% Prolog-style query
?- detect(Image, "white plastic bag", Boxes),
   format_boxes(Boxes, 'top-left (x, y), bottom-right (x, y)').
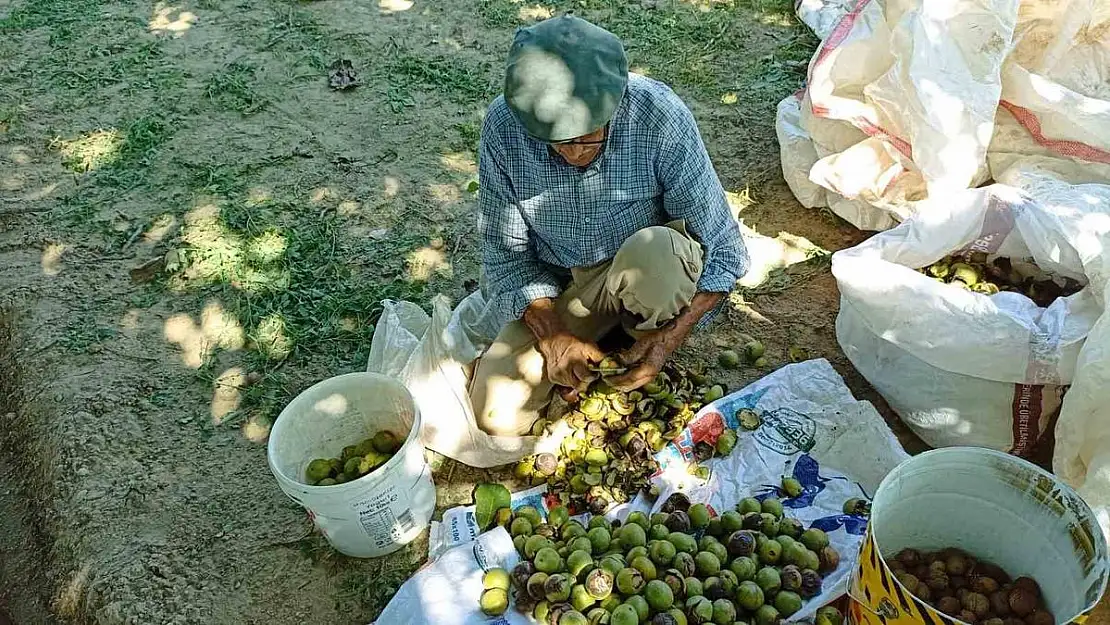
top-left (367, 293), bottom-right (539, 468)
top-left (779, 0), bottom-right (1110, 230)
top-left (832, 183), bottom-right (1107, 454)
top-left (373, 527), bottom-right (526, 625)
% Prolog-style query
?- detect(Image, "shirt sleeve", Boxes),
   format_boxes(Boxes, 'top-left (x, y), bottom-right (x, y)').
top-left (477, 117), bottom-right (563, 323)
top-left (657, 104), bottom-right (750, 297)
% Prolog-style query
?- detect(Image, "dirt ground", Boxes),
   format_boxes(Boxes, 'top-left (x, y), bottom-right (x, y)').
top-left (0, 0), bottom-right (1066, 623)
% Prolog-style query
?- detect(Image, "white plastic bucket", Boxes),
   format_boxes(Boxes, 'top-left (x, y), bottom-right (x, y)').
top-left (267, 372), bottom-right (436, 558)
top-left (848, 447), bottom-right (1109, 625)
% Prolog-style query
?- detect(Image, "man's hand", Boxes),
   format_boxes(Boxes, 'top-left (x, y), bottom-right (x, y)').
top-left (523, 297), bottom-right (604, 397)
top-left (608, 291), bottom-right (726, 391)
top-left (537, 332), bottom-right (605, 392)
top-left (608, 326), bottom-right (684, 391)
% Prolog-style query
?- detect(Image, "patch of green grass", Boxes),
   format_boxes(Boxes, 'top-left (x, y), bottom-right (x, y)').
top-left (205, 62), bottom-right (269, 114)
top-left (163, 189), bottom-right (429, 424)
top-left (452, 122), bottom-right (482, 152)
top-left (61, 321), bottom-right (118, 351)
top-left (477, 0), bottom-right (517, 26)
top-left (388, 52), bottom-right (496, 105)
top-left (0, 0), bottom-right (101, 42)
top-left (262, 6), bottom-right (333, 71)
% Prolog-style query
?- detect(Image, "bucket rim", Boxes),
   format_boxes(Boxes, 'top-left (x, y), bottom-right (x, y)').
top-left (266, 371), bottom-right (423, 494)
top-left (871, 446), bottom-right (1109, 607)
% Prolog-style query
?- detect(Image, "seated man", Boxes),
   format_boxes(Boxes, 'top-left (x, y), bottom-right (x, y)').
top-left (471, 14), bottom-right (749, 436)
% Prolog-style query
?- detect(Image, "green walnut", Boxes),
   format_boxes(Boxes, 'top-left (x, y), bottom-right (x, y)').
top-left (736, 580), bottom-right (765, 611)
top-left (624, 595), bottom-right (650, 623)
top-left (483, 567), bottom-right (511, 591)
top-left (815, 606), bottom-right (843, 625)
top-left (587, 607), bottom-right (612, 625)
top-left (587, 527), bottom-right (611, 553)
top-left (800, 528), bottom-right (829, 552)
top-left (712, 598), bottom-right (737, 625)
top-left (668, 531), bottom-right (698, 555)
top-left (781, 477), bottom-right (803, 498)
top-left (479, 587), bottom-right (508, 616)
top-left (535, 547), bottom-right (564, 574)
top-left (688, 503), bottom-right (711, 529)
top-left (754, 604), bottom-right (781, 625)
top-left (615, 567), bottom-right (645, 595)
top-left (571, 583), bottom-right (596, 612)
top-left (703, 384), bottom-right (725, 403)
top-left (548, 505), bottom-right (570, 528)
top-left (567, 550), bottom-right (594, 578)
top-left (773, 590), bottom-right (803, 617)
top-left (305, 458), bottom-right (333, 484)
top-left (673, 552), bottom-right (696, 577)
top-left (715, 430), bottom-right (737, 456)
top-left (372, 430), bottom-right (401, 454)
top-left (630, 555), bottom-right (658, 581)
top-left (569, 536), bottom-right (594, 555)
top-left (755, 567), bottom-right (782, 594)
top-left (626, 511), bottom-right (650, 529)
top-left (718, 350), bottom-right (741, 369)
top-left (610, 604), bottom-right (639, 625)
top-left (525, 535), bottom-right (554, 559)
top-left (729, 555), bottom-right (758, 582)
top-left (316, 478), bottom-right (337, 486)
top-left (511, 516), bottom-right (534, 537)
top-left (644, 579), bottom-right (675, 612)
top-left (685, 596), bottom-right (714, 624)
top-left (744, 340), bottom-right (765, 362)
top-left (782, 542), bottom-right (808, 568)
top-left (650, 539), bottom-right (677, 566)
top-left (626, 546), bottom-right (649, 562)
top-left (620, 523), bottom-right (647, 549)
top-left (560, 611), bottom-right (590, 625)
top-left (761, 498), bottom-right (784, 519)
top-left (695, 551), bottom-right (722, 577)
top-left (705, 541), bottom-right (729, 564)
top-left (757, 539), bottom-right (782, 565)
top-left (528, 572), bottom-right (550, 601)
top-left (599, 554), bottom-right (625, 576)
top-left (650, 524), bottom-right (671, 541)
top-left (684, 576), bottom-right (704, 598)
top-left (759, 514), bottom-right (779, 536)
top-left (737, 497), bottom-right (762, 515)
top-left (545, 573), bottom-right (572, 602)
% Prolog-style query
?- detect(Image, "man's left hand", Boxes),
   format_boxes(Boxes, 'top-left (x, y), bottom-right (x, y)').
top-left (607, 291), bottom-right (726, 391)
top-left (608, 325), bottom-right (687, 391)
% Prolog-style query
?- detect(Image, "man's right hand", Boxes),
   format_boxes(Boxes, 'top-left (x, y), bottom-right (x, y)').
top-left (537, 332), bottom-right (605, 392)
top-left (523, 297), bottom-right (604, 396)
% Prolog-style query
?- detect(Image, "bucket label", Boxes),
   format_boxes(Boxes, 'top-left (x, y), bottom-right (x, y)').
top-left (351, 484), bottom-right (417, 549)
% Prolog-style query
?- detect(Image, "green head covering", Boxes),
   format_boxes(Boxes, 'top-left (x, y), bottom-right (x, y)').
top-left (503, 15), bottom-right (629, 142)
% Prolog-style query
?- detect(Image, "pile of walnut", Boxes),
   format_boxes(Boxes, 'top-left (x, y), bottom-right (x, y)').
top-left (889, 548), bottom-right (1053, 625)
top-left (919, 253), bottom-right (1082, 307)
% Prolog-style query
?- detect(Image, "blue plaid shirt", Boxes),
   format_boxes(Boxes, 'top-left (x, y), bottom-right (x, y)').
top-left (478, 74), bottom-right (749, 327)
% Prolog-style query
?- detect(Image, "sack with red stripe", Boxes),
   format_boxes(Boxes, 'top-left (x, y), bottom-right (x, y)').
top-left (777, 0), bottom-right (1110, 231)
top-left (831, 181), bottom-right (1109, 455)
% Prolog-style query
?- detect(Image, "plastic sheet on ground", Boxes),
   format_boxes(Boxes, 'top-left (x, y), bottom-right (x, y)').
top-left (377, 360), bottom-right (909, 625)
top-left (777, 0), bottom-right (1110, 231)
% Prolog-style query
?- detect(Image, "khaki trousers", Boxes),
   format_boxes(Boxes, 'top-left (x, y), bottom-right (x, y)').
top-left (470, 222), bottom-right (705, 436)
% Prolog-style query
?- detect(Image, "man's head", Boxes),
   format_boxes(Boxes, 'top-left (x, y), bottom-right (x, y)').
top-left (503, 15), bottom-right (628, 151)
